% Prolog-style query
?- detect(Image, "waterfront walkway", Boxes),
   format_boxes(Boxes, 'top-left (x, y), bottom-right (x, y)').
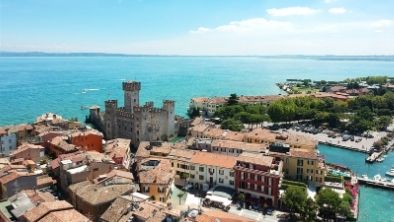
top-left (285, 129), bottom-right (386, 153)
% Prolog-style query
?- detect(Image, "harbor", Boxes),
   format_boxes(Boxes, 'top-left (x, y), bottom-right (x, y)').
top-left (319, 144), bottom-right (394, 221)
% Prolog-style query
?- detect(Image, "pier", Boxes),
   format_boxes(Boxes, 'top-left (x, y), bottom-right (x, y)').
top-left (357, 177), bottom-right (394, 190)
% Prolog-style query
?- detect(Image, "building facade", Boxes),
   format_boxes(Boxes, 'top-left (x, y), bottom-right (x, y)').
top-left (0, 129), bottom-right (17, 156)
top-left (234, 154), bottom-right (283, 207)
top-left (9, 143), bottom-right (45, 162)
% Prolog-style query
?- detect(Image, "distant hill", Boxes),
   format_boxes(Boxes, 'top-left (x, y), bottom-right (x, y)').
top-left (1, 51), bottom-right (394, 61)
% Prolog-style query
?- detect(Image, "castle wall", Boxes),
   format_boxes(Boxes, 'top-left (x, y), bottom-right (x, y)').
top-left (92, 81), bottom-right (178, 147)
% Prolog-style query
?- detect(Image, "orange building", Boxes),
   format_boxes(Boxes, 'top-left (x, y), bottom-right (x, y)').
top-left (70, 130), bottom-right (103, 153)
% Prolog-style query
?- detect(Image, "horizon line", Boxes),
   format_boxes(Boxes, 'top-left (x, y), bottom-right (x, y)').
top-left (1, 51), bottom-right (394, 57)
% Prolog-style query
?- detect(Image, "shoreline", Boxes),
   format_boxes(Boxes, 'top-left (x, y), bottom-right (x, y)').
top-left (284, 129), bottom-right (386, 153)
top-left (318, 141), bottom-right (369, 153)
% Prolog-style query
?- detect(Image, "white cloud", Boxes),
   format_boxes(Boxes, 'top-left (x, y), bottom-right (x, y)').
top-left (328, 7), bottom-right (347, 14)
top-left (371, 19), bottom-right (394, 28)
top-left (266, 7), bottom-right (319, 17)
top-left (324, 0), bottom-right (337, 4)
top-left (190, 18), bottom-right (292, 34)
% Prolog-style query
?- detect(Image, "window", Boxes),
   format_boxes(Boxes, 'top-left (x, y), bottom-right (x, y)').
top-left (190, 174), bottom-right (195, 179)
top-left (219, 170), bottom-right (224, 175)
top-left (229, 180), bottom-right (234, 185)
top-left (190, 166), bottom-right (195, 170)
top-left (297, 159), bottom-right (304, 166)
top-left (229, 171), bottom-right (234, 177)
top-left (199, 175), bottom-right (204, 180)
top-left (199, 167), bottom-right (204, 172)
top-left (219, 178), bottom-right (224, 183)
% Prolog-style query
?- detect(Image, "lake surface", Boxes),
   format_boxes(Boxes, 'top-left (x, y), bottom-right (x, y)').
top-left (0, 56), bottom-right (393, 221)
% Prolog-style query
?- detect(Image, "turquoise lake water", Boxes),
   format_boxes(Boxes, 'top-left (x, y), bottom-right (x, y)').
top-left (0, 56), bottom-right (393, 221)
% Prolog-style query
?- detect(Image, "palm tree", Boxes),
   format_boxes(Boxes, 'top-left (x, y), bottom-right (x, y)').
top-left (177, 192), bottom-right (185, 205)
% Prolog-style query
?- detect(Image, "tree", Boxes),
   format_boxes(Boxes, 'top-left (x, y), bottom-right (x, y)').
top-left (227, 93), bottom-right (239, 105)
top-left (301, 198), bottom-right (318, 222)
top-left (316, 188), bottom-right (341, 220)
top-left (177, 192), bottom-right (185, 205)
top-left (220, 119), bottom-right (243, 131)
top-left (282, 186), bottom-right (307, 216)
top-left (338, 200), bottom-right (353, 218)
top-left (377, 116), bottom-right (392, 130)
top-left (187, 107), bottom-right (201, 119)
top-left (327, 113), bottom-right (341, 128)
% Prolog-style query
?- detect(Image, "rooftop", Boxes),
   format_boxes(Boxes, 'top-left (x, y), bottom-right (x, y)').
top-left (194, 209), bottom-right (254, 222)
top-left (191, 152), bottom-right (237, 169)
top-left (49, 136), bottom-right (78, 152)
top-left (211, 139), bottom-right (267, 153)
top-left (22, 200), bottom-right (88, 222)
top-left (288, 148), bottom-right (319, 160)
top-left (237, 152), bottom-right (274, 167)
top-left (68, 177), bottom-right (134, 205)
top-left (138, 158), bottom-right (173, 184)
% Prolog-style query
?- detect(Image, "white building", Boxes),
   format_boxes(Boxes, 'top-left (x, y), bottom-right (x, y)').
top-left (0, 129), bottom-right (17, 156)
top-left (188, 152), bottom-right (237, 190)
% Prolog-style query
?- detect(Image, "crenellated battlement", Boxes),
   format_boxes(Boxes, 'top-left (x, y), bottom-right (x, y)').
top-left (163, 100), bottom-right (175, 104)
top-left (116, 108), bottom-right (132, 118)
top-left (134, 106), bottom-right (165, 113)
top-left (122, 81), bottom-right (141, 92)
top-left (144, 101), bottom-right (154, 108)
top-left (105, 100), bottom-right (118, 109)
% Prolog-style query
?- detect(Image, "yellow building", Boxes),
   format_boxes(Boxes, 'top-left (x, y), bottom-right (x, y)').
top-left (137, 158), bottom-right (174, 202)
top-left (273, 149), bottom-right (326, 186)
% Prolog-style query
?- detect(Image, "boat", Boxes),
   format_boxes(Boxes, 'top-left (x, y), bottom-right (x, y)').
top-left (362, 174), bottom-right (368, 179)
top-left (386, 167), bottom-right (394, 177)
top-left (376, 157), bottom-right (384, 162)
top-left (373, 174), bottom-right (382, 181)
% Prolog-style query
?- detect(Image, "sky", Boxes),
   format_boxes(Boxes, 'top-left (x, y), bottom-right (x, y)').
top-left (0, 0), bottom-right (394, 55)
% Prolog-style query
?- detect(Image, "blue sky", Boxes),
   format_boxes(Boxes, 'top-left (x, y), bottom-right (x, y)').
top-left (1, 0), bottom-right (394, 55)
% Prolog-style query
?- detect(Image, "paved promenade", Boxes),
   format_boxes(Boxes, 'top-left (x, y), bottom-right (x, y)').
top-left (283, 129), bottom-right (387, 153)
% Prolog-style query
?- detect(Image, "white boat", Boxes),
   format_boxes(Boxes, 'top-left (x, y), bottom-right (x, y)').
top-left (376, 157), bottom-right (384, 162)
top-left (385, 167), bottom-right (394, 177)
top-left (362, 174), bottom-right (368, 179)
top-left (386, 171), bottom-right (394, 177)
top-left (373, 174), bottom-right (382, 181)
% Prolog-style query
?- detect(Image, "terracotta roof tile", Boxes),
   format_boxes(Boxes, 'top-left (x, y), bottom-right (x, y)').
top-left (191, 152), bottom-right (237, 169)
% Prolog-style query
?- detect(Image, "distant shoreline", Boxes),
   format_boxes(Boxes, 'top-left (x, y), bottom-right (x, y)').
top-left (1, 51), bottom-right (394, 61)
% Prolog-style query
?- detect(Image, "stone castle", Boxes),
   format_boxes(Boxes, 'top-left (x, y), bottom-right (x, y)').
top-left (88, 81), bottom-right (181, 147)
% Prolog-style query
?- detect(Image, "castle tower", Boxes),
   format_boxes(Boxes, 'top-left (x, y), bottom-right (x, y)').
top-left (162, 100), bottom-right (176, 137)
top-left (122, 81), bottom-right (141, 113)
top-left (104, 100), bottom-right (118, 139)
